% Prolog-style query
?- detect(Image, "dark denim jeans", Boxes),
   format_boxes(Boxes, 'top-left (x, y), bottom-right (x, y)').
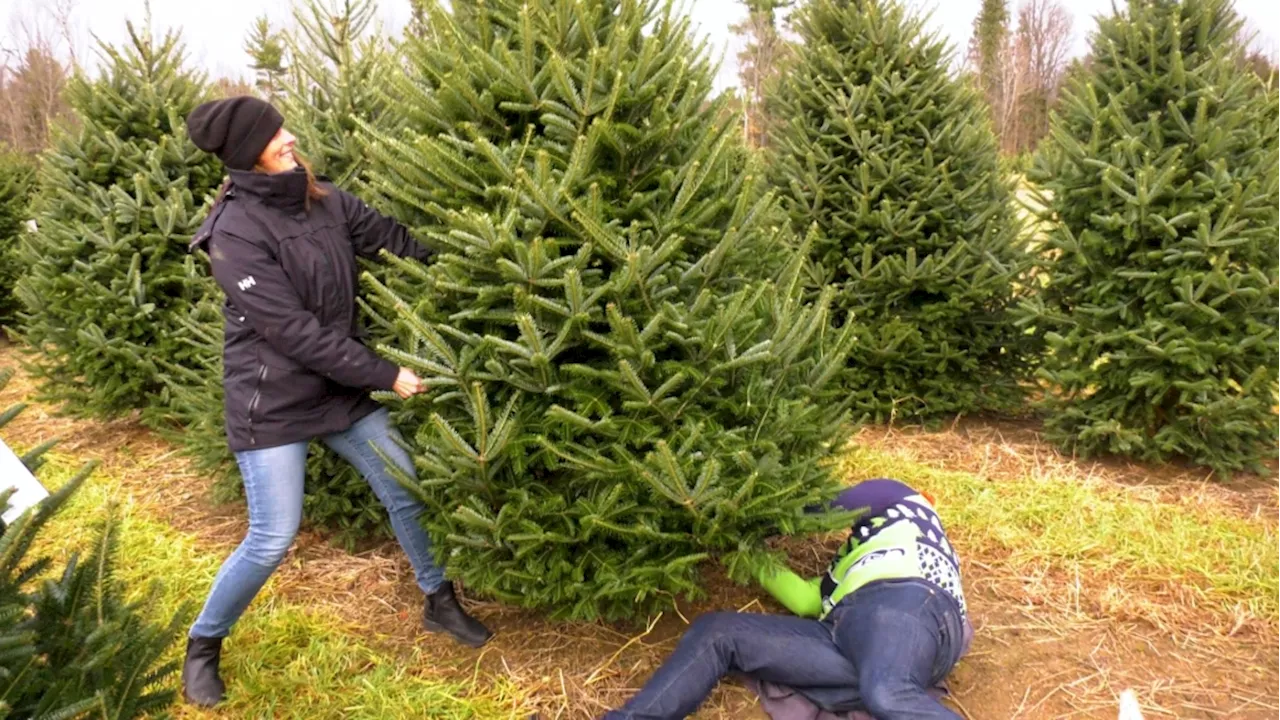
top-left (605, 579), bottom-right (966, 720)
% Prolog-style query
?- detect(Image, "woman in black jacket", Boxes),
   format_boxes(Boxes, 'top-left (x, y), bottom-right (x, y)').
top-left (180, 96), bottom-right (491, 707)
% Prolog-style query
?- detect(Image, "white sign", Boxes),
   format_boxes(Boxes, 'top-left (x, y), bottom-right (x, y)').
top-left (0, 439), bottom-right (48, 524)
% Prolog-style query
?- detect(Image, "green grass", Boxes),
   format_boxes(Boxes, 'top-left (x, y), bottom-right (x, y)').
top-left (32, 455), bottom-right (535, 720)
top-left (839, 446), bottom-right (1280, 625)
top-left (213, 607), bottom-right (526, 719)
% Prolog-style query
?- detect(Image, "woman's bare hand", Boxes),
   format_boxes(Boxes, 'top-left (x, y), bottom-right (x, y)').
top-left (393, 367), bottom-right (427, 399)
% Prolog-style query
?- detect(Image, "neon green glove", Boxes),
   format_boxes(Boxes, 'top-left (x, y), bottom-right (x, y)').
top-left (756, 561), bottom-right (824, 618)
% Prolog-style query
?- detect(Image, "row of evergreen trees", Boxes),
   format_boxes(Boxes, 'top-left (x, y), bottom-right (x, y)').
top-left (5, 0), bottom-right (1276, 619)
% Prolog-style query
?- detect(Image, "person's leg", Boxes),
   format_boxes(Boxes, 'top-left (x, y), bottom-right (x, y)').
top-left (605, 611), bottom-right (856, 720)
top-left (184, 442), bottom-right (307, 706)
top-left (833, 580), bottom-right (964, 720)
top-left (189, 442), bottom-right (308, 638)
top-left (324, 408), bottom-right (491, 647)
top-left (321, 408), bottom-right (444, 594)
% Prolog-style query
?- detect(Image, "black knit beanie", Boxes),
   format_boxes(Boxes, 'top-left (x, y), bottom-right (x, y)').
top-left (186, 96), bottom-right (285, 171)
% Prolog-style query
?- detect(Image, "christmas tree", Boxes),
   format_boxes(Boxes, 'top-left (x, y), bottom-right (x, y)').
top-left (0, 149), bottom-right (35, 331)
top-left (766, 0), bottom-right (1034, 425)
top-left (0, 368), bottom-right (55, 473)
top-left (244, 16), bottom-right (288, 101)
top-left (140, 258), bottom-right (239, 482)
top-left (1023, 0), bottom-right (1279, 474)
top-left (12, 24), bottom-right (223, 419)
top-left (275, 0), bottom-right (398, 186)
top-left (359, 0), bottom-right (855, 620)
top-left (1, 373), bottom-right (186, 719)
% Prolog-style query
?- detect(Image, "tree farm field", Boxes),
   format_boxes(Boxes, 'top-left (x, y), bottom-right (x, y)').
top-left (3, 347), bottom-right (1275, 720)
top-left (2, 0), bottom-right (1276, 714)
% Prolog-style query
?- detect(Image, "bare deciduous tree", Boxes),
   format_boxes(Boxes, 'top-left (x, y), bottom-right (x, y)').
top-left (48, 0), bottom-right (80, 70)
top-left (968, 0), bottom-right (1072, 155)
top-left (731, 0), bottom-right (792, 148)
top-left (1236, 21), bottom-right (1278, 86)
top-left (1015, 0), bottom-right (1072, 150)
top-left (0, 0), bottom-right (74, 155)
top-left (1018, 0), bottom-right (1071, 90)
top-left (994, 36), bottom-right (1027, 154)
top-left (212, 75), bottom-right (255, 99)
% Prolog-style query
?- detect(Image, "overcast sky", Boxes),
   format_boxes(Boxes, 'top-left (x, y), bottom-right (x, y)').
top-left (3, 0), bottom-right (1277, 92)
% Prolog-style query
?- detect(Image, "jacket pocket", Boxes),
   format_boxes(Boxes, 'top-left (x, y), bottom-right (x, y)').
top-left (252, 345), bottom-right (331, 420)
top-left (257, 343), bottom-right (309, 374)
top-left (246, 365), bottom-right (268, 446)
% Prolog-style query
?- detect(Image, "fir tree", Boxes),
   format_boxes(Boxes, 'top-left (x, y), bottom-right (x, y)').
top-left (141, 258), bottom-right (237, 480)
top-left (1023, 0), bottom-right (1279, 474)
top-left (360, 0), bottom-right (855, 620)
top-left (970, 0), bottom-right (1010, 125)
top-left (0, 149), bottom-right (35, 330)
top-left (0, 368), bottom-right (56, 474)
top-left (0, 467), bottom-right (95, 720)
top-left (245, 16), bottom-right (289, 102)
top-left (767, 0), bottom-right (1034, 423)
top-left (0, 373), bottom-right (186, 719)
top-left (241, 1), bottom-right (397, 185)
top-left (278, 0), bottom-right (398, 186)
top-left (13, 24), bottom-right (223, 419)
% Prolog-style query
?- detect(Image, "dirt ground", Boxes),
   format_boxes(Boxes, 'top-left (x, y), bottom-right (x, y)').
top-left (3, 346), bottom-right (1277, 719)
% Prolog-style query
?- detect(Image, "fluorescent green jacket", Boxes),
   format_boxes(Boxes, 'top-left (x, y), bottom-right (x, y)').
top-left (756, 480), bottom-right (966, 620)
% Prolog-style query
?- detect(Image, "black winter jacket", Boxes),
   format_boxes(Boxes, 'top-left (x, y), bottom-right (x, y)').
top-left (191, 168), bottom-right (430, 451)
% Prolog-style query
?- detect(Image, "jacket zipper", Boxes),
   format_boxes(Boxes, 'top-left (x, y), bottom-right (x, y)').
top-left (247, 365), bottom-right (267, 446)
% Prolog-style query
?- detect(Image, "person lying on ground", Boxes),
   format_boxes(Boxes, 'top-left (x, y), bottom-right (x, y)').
top-left (179, 96), bottom-right (493, 708)
top-left (602, 477), bottom-right (973, 720)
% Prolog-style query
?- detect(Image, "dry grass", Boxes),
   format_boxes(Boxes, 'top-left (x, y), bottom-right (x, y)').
top-left (4, 346), bottom-right (1278, 719)
top-left (29, 455), bottom-right (537, 720)
top-left (847, 421), bottom-right (1278, 635)
top-left (853, 418), bottom-right (1278, 518)
top-left (843, 419), bottom-right (1279, 720)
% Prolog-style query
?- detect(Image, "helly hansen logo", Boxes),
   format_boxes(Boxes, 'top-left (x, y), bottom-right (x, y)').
top-left (237, 276), bottom-right (257, 292)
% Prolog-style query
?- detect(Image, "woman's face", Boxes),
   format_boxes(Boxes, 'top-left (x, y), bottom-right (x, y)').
top-left (256, 127), bottom-right (298, 174)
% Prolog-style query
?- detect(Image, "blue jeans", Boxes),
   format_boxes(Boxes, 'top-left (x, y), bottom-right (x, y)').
top-left (190, 408), bottom-right (445, 639)
top-left (606, 580), bottom-right (966, 720)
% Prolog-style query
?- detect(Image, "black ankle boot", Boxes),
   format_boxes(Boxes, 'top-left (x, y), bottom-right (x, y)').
top-left (423, 582), bottom-right (492, 648)
top-left (182, 636), bottom-right (226, 707)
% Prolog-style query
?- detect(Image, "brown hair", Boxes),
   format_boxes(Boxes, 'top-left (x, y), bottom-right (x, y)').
top-left (212, 151), bottom-right (329, 210)
top-left (294, 153), bottom-right (330, 208)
